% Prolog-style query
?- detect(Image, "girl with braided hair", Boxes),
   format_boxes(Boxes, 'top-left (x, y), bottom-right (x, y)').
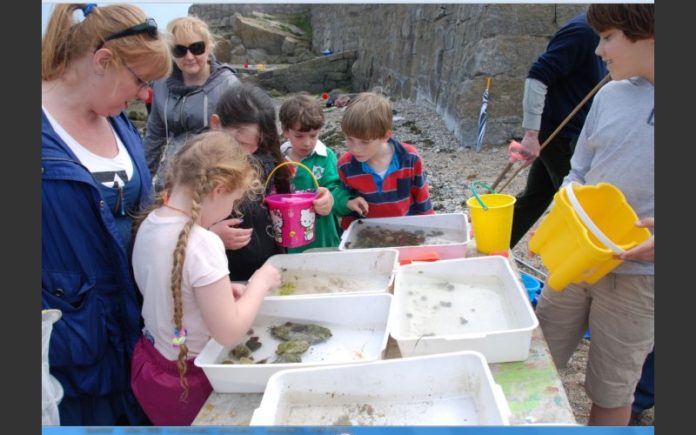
top-left (131, 130), bottom-right (281, 425)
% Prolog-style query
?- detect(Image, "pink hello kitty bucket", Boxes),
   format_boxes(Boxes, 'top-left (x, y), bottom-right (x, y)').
top-left (264, 161), bottom-right (319, 248)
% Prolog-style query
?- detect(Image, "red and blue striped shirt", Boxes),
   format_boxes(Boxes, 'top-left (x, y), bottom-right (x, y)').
top-left (338, 138), bottom-right (434, 229)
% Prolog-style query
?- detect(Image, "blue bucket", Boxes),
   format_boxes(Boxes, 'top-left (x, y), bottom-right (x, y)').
top-left (520, 272), bottom-right (542, 303)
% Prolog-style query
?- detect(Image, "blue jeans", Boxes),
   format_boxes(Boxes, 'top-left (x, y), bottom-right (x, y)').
top-left (633, 350), bottom-right (655, 413)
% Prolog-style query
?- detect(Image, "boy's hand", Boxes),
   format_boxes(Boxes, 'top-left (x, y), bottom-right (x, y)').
top-left (312, 187), bottom-right (334, 216)
top-left (208, 218), bottom-right (253, 250)
top-left (617, 217), bottom-right (655, 262)
top-left (347, 197), bottom-right (369, 216)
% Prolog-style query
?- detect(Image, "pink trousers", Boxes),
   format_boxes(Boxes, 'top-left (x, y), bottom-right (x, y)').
top-left (130, 336), bottom-right (212, 426)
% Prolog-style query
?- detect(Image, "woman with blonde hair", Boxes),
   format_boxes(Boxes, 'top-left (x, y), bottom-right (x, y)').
top-left (42, 3), bottom-right (171, 425)
top-left (144, 15), bottom-right (241, 191)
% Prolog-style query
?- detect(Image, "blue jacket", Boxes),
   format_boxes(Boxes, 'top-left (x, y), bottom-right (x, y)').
top-left (528, 14), bottom-right (607, 138)
top-left (42, 111), bottom-right (150, 398)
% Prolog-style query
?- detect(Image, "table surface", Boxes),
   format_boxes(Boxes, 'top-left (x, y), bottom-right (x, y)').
top-left (193, 246), bottom-right (576, 426)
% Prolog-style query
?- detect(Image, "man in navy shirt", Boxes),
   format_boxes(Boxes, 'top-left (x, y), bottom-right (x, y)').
top-left (508, 13), bottom-right (606, 247)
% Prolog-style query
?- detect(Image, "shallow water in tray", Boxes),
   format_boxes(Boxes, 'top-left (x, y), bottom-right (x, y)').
top-left (346, 223), bottom-right (466, 249)
top-left (215, 316), bottom-right (379, 365)
top-left (396, 274), bottom-right (512, 336)
top-left (275, 391), bottom-right (480, 425)
top-left (269, 271), bottom-right (387, 296)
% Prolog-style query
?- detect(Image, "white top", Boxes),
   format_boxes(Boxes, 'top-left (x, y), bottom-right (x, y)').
top-left (43, 107), bottom-right (134, 187)
top-left (280, 139), bottom-right (328, 159)
top-left (132, 211), bottom-right (230, 360)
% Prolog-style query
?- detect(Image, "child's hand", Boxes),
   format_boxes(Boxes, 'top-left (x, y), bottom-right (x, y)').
top-left (347, 197), bottom-right (369, 216)
top-left (312, 187), bottom-right (334, 216)
top-left (230, 282), bottom-right (247, 300)
top-left (617, 217), bottom-right (654, 262)
top-left (249, 264), bottom-right (281, 291)
top-left (208, 218), bottom-right (253, 250)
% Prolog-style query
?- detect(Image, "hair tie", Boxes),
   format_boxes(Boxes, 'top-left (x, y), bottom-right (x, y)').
top-left (172, 327), bottom-right (188, 346)
top-left (83, 4), bottom-right (97, 16)
top-left (72, 4), bottom-right (96, 24)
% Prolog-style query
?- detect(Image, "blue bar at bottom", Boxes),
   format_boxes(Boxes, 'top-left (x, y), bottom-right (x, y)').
top-left (42, 426), bottom-right (655, 435)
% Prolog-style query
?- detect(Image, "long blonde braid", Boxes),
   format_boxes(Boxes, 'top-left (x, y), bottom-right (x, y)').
top-left (163, 131), bottom-right (261, 400)
top-left (170, 178), bottom-right (204, 401)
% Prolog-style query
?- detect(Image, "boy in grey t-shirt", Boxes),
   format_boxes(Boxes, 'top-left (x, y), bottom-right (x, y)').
top-left (535, 4), bottom-right (654, 426)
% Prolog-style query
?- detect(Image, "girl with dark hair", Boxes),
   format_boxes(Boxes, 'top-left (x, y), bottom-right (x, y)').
top-left (209, 83), bottom-right (293, 281)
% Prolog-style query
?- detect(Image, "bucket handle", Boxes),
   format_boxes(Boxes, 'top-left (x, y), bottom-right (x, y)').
top-left (468, 181), bottom-right (496, 211)
top-left (264, 161), bottom-right (320, 194)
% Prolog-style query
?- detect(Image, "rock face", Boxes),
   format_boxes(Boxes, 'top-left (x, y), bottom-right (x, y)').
top-left (191, 4), bottom-right (313, 65)
top-left (192, 3), bottom-right (588, 148)
top-left (310, 3), bottom-right (587, 147)
top-left (253, 51), bottom-right (357, 94)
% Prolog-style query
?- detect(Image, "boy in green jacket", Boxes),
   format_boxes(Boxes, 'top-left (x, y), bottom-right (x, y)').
top-left (279, 93), bottom-right (352, 252)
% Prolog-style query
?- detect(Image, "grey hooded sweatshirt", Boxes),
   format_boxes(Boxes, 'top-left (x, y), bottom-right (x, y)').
top-left (144, 58), bottom-right (240, 191)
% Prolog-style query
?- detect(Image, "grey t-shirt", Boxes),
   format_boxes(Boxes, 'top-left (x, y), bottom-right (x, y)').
top-left (564, 77), bottom-right (654, 275)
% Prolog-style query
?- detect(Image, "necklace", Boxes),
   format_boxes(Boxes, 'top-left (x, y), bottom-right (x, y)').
top-left (163, 203), bottom-right (191, 217)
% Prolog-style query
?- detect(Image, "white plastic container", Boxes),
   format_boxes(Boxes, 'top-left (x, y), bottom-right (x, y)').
top-left (249, 351), bottom-right (510, 426)
top-left (42, 309), bottom-right (63, 426)
top-left (391, 256), bottom-right (538, 363)
top-left (338, 213), bottom-right (470, 262)
top-left (264, 248), bottom-right (398, 298)
top-left (194, 293), bottom-right (393, 393)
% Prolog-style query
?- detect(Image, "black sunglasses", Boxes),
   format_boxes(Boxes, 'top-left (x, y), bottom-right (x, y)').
top-left (172, 41), bottom-right (206, 58)
top-left (104, 18), bottom-right (158, 43)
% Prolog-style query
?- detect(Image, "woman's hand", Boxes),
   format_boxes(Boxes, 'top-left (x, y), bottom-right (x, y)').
top-left (208, 218), bottom-right (253, 250)
top-left (347, 196), bottom-right (369, 216)
top-left (617, 217), bottom-right (654, 262)
top-left (312, 187), bottom-right (334, 216)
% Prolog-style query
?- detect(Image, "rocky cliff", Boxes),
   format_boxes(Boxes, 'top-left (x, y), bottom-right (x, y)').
top-left (192, 3), bottom-right (588, 148)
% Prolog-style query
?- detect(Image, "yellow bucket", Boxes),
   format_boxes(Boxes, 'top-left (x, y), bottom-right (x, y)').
top-left (529, 182), bottom-right (652, 291)
top-left (466, 192), bottom-right (517, 254)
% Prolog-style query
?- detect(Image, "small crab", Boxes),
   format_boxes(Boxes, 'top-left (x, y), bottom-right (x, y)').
top-left (245, 336), bottom-right (262, 352)
top-left (270, 322), bottom-right (332, 344)
top-left (229, 343), bottom-right (251, 359)
top-left (276, 339), bottom-right (310, 355)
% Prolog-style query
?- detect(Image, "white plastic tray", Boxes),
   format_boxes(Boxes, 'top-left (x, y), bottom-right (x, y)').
top-left (194, 293), bottom-right (393, 392)
top-left (249, 351), bottom-right (510, 426)
top-left (338, 213), bottom-right (470, 262)
top-left (390, 256), bottom-right (538, 363)
top-left (264, 248), bottom-right (398, 298)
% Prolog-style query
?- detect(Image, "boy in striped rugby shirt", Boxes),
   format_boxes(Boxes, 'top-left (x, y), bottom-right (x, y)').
top-left (337, 92), bottom-right (434, 230)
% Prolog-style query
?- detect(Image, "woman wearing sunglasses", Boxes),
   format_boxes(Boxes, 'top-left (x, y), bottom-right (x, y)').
top-left (42, 3), bottom-right (171, 425)
top-left (144, 16), bottom-right (241, 192)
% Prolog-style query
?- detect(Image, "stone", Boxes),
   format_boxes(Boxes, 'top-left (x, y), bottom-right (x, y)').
top-left (194, 3), bottom-right (590, 147)
top-left (234, 14), bottom-right (300, 55)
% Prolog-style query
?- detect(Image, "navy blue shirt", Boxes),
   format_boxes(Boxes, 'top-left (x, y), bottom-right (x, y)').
top-left (528, 14), bottom-right (607, 138)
